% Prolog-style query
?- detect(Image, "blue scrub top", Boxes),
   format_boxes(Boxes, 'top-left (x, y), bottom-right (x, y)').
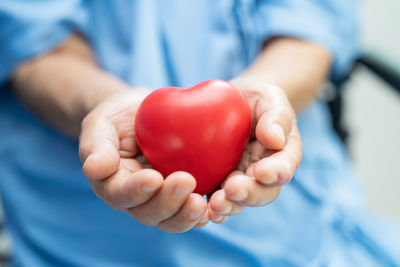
top-left (0, 1), bottom-right (399, 266)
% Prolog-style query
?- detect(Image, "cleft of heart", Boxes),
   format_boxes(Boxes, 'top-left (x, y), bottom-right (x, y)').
top-left (135, 80), bottom-right (252, 195)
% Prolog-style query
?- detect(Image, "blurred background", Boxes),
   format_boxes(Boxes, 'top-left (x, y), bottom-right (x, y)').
top-left (344, 0), bottom-right (400, 223)
top-left (0, 0), bottom-right (399, 265)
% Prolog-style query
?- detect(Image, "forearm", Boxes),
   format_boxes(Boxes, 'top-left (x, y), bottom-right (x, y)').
top-left (241, 37), bottom-right (332, 112)
top-left (12, 35), bottom-right (129, 138)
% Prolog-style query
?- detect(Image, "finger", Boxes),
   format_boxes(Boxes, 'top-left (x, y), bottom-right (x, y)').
top-left (251, 127), bottom-right (302, 186)
top-left (208, 190), bottom-right (244, 216)
top-left (255, 87), bottom-right (295, 151)
top-left (221, 170), bottom-right (244, 188)
top-left (208, 209), bottom-right (228, 224)
top-left (223, 174), bottom-right (281, 207)
top-left (236, 144), bottom-right (251, 172)
top-left (157, 193), bottom-right (207, 233)
top-left (79, 114), bottom-right (120, 180)
top-left (127, 171), bottom-right (196, 226)
top-left (238, 141), bottom-right (274, 172)
top-left (194, 210), bottom-right (210, 228)
top-left (117, 117), bottom-right (139, 158)
top-left (231, 79), bottom-right (295, 150)
top-left (90, 167), bottom-right (163, 210)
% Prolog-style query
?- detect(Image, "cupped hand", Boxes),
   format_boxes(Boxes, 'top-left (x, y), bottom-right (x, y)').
top-left (208, 77), bottom-right (302, 223)
top-left (79, 89), bottom-right (209, 233)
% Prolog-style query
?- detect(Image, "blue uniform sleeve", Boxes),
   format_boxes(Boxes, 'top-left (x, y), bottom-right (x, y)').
top-left (255, 0), bottom-right (360, 80)
top-left (0, 0), bottom-right (87, 85)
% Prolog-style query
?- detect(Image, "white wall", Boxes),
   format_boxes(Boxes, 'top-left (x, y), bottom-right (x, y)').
top-left (344, 0), bottom-right (400, 223)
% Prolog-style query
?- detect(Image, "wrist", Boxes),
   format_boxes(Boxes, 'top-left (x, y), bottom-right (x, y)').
top-left (85, 86), bottom-right (151, 121)
top-left (82, 81), bottom-right (129, 115)
top-left (230, 75), bottom-right (284, 97)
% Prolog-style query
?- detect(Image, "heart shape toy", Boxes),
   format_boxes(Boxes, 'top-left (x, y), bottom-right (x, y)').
top-left (135, 80), bottom-right (252, 195)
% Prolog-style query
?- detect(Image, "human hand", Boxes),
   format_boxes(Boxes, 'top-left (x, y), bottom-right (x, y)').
top-left (207, 77), bottom-right (302, 223)
top-left (79, 89), bottom-right (209, 233)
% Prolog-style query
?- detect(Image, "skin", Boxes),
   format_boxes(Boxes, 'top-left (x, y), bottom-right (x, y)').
top-left (12, 34), bottom-right (330, 233)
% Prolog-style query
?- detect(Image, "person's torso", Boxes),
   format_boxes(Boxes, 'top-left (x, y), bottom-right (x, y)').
top-left (0, 1), bottom-right (371, 266)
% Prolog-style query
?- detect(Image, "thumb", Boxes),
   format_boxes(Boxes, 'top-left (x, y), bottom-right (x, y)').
top-left (79, 115), bottom-right (120, 180)
top-left (254, 84), bottom-right (294, 151)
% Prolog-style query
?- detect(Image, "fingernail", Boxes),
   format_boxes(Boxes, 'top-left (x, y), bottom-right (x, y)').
top-left (173, 186), bottom-right (190, 198)
top-left (263, 173), bottom-right (278, 185)
top-left (272, 123), bottom-right (285, 143)
top-left (199, 217), bottom-right (208, 224)
top-left (141, 183), bottom-right (159, 193)
top-left (281, 173), bottom-right (293, 184)
top-left (213, 216), bottom-right (225, 223)
top-left (220, 217), bottom-right (229, 223)
top-left (214, 216), bottom-right (228, 224)
top-left (230, 189), bottom-right (248, 202)
top-left (221, 203), bottom-right (232, 215)
top-left (83, 153), bottom-right (94, 166)
top-left (188, 209), bottom-right (204, 220)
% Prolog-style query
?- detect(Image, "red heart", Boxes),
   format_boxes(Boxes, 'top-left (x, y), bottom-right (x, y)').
top-left (135, 80), bottom-right (252, 195)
